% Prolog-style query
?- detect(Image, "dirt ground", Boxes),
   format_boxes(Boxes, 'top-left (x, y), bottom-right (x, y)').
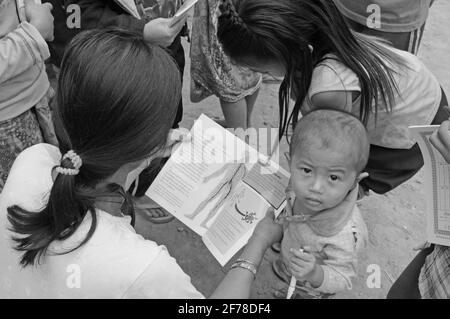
top-left (134, 1), bottom-right (450, 299)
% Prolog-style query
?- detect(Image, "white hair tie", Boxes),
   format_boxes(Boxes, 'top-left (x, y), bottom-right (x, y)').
top-left (55, 150), bottom-right (82, 176)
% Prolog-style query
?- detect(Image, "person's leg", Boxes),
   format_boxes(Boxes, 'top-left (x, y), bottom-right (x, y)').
top-left (220, 98), bottom-right (249, 129)
top-left (220, 87), bottom-right (260, 129)
top-left (387, 246), bottom-right (434, 299)
top-left (244, 88), bottom-right (260, 128)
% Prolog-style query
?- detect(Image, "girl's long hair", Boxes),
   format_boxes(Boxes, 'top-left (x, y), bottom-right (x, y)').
top-left (7, 28), bottom-right (181, 267)
top-left (217, 0), bottom-right (407, 138)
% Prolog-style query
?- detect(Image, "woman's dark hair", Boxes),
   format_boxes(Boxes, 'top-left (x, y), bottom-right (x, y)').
top-left (7, 28), bottom-right (181, 267)
top-left (217, 0), bottom-right (407, 138)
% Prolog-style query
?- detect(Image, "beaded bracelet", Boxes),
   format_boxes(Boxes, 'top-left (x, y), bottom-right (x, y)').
top-left (230, 259), bottom-right (258, 279)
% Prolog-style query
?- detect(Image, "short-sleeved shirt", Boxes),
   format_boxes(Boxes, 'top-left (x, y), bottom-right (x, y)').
top-left (303, 46), bottom-right (442, 149)
top-left (333, 0), bottom-right (432, 33)
top-left (0, 144), bottom-right (204, 299)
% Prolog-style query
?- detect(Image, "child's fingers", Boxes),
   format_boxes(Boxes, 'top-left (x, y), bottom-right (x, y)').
top-left (290, 248), bottom-right (314, 262)
top-left (430, 130), bottom-right (450, 162)
top-left (430, 130), bottom-right (445, 152)
top-left (289, 257), bottom-right (308, 269)
top-left (289, 262), bottom-right (308, 277)
top-left (43, 2), bottom-right (53, 10)
top-left (437, 121), bottom-right (450, 149)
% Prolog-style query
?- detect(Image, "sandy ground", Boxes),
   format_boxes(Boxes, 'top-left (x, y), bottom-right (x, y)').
top-left (134, 1), bottom-right (450, 299)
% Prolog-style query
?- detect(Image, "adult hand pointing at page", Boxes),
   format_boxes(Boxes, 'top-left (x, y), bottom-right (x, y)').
top-left (210, 209), bottom-right (283, 299)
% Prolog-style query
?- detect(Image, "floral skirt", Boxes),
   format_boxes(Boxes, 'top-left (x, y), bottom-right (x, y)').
top-left (0, 88), bottom-right (57, 192)
top-left (190, 0), bottom-right (261, 103)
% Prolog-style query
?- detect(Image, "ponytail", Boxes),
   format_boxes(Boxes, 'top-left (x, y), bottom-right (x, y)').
top-left (7, 117), bottom-right (98, 267)
top-left (7, 173), bottom-right (97, 267)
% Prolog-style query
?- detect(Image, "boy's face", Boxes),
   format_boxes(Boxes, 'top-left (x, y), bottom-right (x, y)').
top-left (289, 138), bottom-right (359, 214)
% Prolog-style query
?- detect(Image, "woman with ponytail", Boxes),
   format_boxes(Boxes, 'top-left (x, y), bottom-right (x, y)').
top-left (217, 0), bottom-right (448, 195)
top-left (0, 27), bottom-right (282, 298)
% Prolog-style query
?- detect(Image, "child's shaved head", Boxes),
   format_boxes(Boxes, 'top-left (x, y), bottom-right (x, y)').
top-left (290, 109), bottom-right (370, 173)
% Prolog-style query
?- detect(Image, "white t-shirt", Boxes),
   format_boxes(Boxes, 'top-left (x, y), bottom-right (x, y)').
top-left (303, 46), bottom-right (442, 149)
top-left (0, 144), bottom-right (204, 299)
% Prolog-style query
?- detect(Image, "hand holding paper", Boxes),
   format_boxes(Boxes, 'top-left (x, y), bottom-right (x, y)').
top-left (410, 125), bottom-right (450, 247)
top-left (144, 16), bottom-right (187, 47)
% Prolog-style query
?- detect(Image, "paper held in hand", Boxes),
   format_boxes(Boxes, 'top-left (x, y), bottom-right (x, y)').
top-left (410, 125), bottom-right (450, 247)
top-left (146, 114), bottom-right (289, 265)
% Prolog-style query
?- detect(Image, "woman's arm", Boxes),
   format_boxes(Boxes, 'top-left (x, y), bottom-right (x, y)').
top-left (209, 210), bottom-right (283, 299)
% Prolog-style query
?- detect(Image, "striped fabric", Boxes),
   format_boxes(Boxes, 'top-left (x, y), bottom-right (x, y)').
top-left (419, 245), bottom-right (450, 299)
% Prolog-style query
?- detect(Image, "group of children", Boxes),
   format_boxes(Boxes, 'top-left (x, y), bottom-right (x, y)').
top-left (0, 0), bottom-right (448, 298)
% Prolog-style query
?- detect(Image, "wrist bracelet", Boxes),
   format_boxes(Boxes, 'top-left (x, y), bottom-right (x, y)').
top-left (230, 260), bottom-right (257, 279)
top-left (236, 259), bottom-right (258, 268)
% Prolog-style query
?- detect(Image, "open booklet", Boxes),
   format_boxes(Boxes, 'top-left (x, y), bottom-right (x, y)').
top-left (410, 125), bottom-right (450, 247)
top-left (146, 114), bottom-right (290, 265)
top-left (114, 0), bottom-right (196, 22)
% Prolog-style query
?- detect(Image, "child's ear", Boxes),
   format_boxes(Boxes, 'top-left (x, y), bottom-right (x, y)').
top-left (356, 172), bottom-right (369, 183)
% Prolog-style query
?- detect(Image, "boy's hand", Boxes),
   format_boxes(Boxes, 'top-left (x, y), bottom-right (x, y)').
top-left (430, 120), bottom-right (450, 163)
top-left (25, 0), bottom-right (54, 41)
top-left (143, 16), bottom-right (187, 47)
top-left (288, 247), bottom-right (323, 287)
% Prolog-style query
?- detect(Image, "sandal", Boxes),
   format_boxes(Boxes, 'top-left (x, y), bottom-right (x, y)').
top-left (134, 196), bottom-right (175, 224)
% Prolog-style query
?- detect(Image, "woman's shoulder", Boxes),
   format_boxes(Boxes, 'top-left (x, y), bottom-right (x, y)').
top-left (1, 144), bottom-right (60, 210)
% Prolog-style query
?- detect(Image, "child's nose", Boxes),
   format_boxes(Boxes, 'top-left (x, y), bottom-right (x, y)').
top-left (310, 178), bottom-right (324, 193)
